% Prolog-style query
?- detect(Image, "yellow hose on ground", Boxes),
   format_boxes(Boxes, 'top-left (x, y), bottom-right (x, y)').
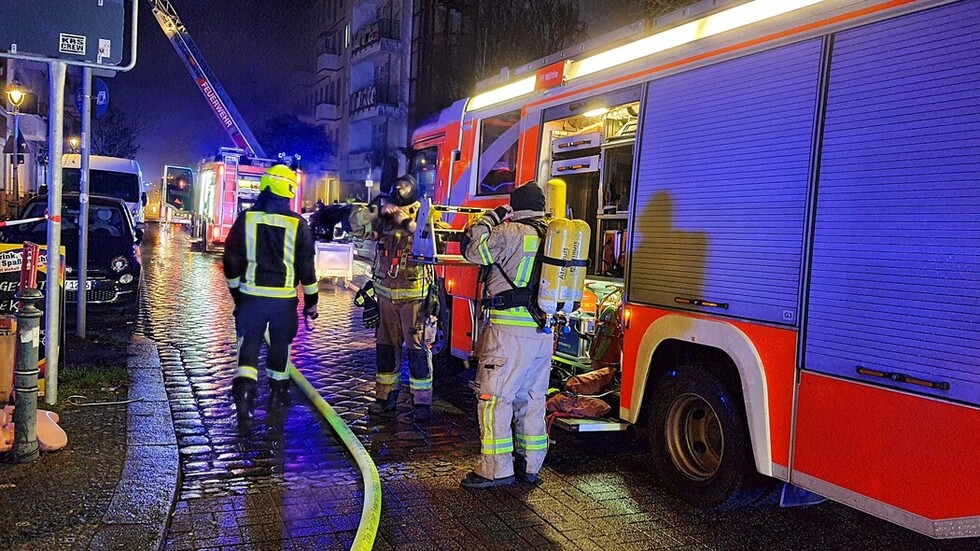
top-left (290, 365), bottom-right (381, 551)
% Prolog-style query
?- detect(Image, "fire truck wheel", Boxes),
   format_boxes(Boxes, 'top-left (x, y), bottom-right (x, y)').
top-left (646, 366), bottom-right (771, 510)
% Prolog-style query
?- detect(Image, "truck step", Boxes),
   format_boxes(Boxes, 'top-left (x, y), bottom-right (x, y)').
top-left (553, 417), bottom-right (630, 432)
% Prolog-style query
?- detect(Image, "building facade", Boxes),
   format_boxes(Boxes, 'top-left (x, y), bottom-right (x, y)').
top-left (291, 0), bottom-right (414, 200)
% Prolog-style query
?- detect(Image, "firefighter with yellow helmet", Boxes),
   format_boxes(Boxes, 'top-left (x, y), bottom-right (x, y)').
top-left (348, 174), bottom-right (434, 421)
top-left (459, 181), bottom-right (553, 488)
top-left (223, 164), bottom-right (319, 422)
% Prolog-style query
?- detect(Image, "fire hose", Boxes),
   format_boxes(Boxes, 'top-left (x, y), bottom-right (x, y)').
top-left (289, 365), bottom-right (381, 551)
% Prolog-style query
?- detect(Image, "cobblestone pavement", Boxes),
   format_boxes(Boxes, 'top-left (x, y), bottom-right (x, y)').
top-left (143, 225), bottom-right (976, 551)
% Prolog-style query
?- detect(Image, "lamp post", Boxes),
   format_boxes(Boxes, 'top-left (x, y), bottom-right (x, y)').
top-left (5, 80), bottom-right (27, 217)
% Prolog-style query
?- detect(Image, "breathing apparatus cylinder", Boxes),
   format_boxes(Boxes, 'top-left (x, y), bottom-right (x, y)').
top-left (545, 178), bottom-right (567, 220)
top-left (560, 219), bottom-right (591, 314)
top-left (537, 218), bottom-right (573, 328)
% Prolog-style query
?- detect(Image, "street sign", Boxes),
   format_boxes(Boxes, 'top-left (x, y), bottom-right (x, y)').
top-left (74, 77), bottom-right (110, 118)
top-left (0, 1), bottom-right (126, 66)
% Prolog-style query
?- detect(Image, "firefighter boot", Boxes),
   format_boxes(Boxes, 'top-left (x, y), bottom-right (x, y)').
top-left (369, 344), bottom-right (400, 415)
top-left (514, 453), bottom-right (540, 484)
top-left (368, 390), bottom-right (399, 415)
top-left (232, 377), bottom-right (258, 422)
top-left (268, 379), bottom-right (290, 409)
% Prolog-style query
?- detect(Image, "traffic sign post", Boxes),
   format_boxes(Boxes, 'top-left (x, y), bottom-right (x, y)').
top-left (74, 77), bottom-right (109, 118)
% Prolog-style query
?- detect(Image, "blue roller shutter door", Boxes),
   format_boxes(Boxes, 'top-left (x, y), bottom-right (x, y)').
top-left (805, 1), bottom-right (980, 405)
top-left (630, 39), bottom-right (822, 325)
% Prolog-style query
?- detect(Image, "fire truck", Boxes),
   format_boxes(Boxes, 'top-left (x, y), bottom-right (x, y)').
top-left (149, 1), bottom-right (301, 249)
top-left (410, 0), bottom-right (979, 538)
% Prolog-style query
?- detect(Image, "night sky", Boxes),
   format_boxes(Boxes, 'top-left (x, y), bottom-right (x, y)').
top-left (111, 1), bottom-right (307, 181)
top-left (108, 1), bottom-right (637, 183)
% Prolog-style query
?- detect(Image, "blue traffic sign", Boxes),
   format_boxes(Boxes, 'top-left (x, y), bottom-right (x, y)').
top-left (74, 77), bottom-right (110, 118)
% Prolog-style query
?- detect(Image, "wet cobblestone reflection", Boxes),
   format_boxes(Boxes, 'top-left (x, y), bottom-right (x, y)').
top-left (141, 226), bottom-right (970, 550)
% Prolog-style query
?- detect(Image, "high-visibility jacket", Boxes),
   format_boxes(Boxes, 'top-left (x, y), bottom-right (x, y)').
top-left (349, 200), bottom-right (429, 302)
top-left (462, 209), bottom-right (544, 327)
top-left (223, 193), bottom-right (319, 304)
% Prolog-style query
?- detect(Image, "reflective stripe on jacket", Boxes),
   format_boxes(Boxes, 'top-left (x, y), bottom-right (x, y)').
top-left (223, 194), bottom-right (317, 301)
top-left (463, 209), bottom-right (544, 326)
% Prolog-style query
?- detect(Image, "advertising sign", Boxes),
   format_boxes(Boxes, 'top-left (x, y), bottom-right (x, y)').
top-left (0, 244), bottom-right (66, 395)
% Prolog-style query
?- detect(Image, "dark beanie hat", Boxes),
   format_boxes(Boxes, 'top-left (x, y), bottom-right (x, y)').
top-left (511, 181), bottom-right (545, 212)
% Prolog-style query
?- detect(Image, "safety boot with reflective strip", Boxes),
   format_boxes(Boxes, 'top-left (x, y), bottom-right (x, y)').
top-left (232, 376), bottom-right (257, 422)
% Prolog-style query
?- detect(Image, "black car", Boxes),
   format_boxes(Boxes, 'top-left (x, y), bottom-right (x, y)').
top-left (2, 194), bottom-right (143, 311)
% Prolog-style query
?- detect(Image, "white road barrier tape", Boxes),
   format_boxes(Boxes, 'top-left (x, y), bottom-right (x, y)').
top-left (0, 214), bottom-right (49, 227)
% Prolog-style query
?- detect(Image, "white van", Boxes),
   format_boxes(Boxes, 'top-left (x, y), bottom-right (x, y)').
top-left (61, 154), bottom-right (147, 222)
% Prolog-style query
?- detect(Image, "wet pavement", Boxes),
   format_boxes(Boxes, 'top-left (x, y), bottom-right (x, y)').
top-left (141, 224), bottom-right (976, 550)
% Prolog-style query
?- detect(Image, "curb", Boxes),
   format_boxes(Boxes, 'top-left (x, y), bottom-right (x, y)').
top-left (88, 336), bottom-right (178, 551)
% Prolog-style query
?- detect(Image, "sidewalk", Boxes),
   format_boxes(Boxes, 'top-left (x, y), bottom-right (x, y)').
top-left (0, 334), bottom-right (178, 550)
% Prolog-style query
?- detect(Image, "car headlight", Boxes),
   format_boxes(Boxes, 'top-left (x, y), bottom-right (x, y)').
top-left (119, 273), bottom-right (134, 284)
top-left (111, 256), bottom-right (129, 273)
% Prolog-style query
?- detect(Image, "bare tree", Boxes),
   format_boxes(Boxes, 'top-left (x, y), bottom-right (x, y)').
top-left (88, 106), bottom-right (152, 159)
top-left (474, 0), bottom-right (587, 81)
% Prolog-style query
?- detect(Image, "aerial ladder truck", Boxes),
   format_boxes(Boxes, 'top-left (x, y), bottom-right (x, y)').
top-left (149, 0), bottom-right (300, 249)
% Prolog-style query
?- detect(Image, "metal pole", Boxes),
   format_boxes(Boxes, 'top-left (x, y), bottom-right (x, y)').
top-left (12, 243), bottom-right (42, 463)
top-left (11, 109), bottom-right (19, 217)
top-left (77, 67), bottom-right (92, 338)
top-left (44, 61), bottom-right (66, 405)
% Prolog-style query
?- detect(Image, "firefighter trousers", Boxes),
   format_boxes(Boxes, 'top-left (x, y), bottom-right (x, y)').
top-left (235, 295), bottom-right (298, 383)
top-left (473, 323), bottom-right (553, 480)
top-left (376, 294), bottom-right (432, 405)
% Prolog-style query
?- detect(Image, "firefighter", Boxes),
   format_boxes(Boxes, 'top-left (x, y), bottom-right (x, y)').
top-left (459, 181), bottom-right (553, 488)
top-left (223, 164), bottom-right (319, 422)
top-left (349, 174), bottom-right (434, 421)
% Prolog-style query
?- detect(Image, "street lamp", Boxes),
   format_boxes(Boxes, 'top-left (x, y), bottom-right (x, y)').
top-left (68, 136), bottom-right (80, 152)
top-left (5, 80), bottom-right (28, 216)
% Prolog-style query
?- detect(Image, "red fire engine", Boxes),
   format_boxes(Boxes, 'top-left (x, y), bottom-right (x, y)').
top-left (410, 0), bottom-right (979, 538)
top-left (150, 1), bottom-right (301, 250)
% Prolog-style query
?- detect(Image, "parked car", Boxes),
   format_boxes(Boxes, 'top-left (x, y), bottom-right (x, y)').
top-left (1, 194), bottom-right (143, 312)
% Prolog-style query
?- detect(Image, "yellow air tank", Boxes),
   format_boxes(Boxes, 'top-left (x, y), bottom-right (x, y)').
top-left (545, 178), bottom-right (567, 220)
top-left (538, 218), bottom-right (574, 327)
top-left (560, 219), bottom-right (591, 314)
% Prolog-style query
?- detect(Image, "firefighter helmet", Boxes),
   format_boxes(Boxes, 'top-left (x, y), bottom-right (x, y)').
top-left (260, 165), bottom-right (298, 199)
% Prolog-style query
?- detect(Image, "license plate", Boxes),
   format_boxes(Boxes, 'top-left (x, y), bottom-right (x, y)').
top-left (65, 279), bottom-right (93, 292)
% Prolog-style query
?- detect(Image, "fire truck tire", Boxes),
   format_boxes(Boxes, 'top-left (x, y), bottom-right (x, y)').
top-left (646, 366), bottom-right (771, 510)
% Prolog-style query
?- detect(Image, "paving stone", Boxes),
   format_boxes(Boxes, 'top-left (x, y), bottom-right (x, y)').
top-left (141, 227), bottom-right (976, 550)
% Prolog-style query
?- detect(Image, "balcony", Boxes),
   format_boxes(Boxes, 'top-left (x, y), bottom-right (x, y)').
top-left (317, 51), bottom-right (341, 73)
top-left (315, 102), bottom-right (340, 122)
top-left (349, 84), bottom-right (402, 121)
top-left (350, 19), bottom-right (401, 61)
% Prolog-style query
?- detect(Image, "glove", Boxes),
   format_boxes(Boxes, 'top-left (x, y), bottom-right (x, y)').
top-left (484, 205), bottom-right (513, 226)
top-left (354, 281), bottom-right (380, 329)
top-left (303, 304), bottom-right (319, 329)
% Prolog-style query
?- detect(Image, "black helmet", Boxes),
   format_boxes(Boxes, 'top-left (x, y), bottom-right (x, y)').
top-left (390, 174), bottom-right (420, 206)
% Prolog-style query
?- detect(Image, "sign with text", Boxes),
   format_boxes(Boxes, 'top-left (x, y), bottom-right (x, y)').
top-left (0, 1), bottom-right (126, 66)
top-left (535, 60), bottom-right (569, 91)
top-left (0, 244), bottom-right (66, 394)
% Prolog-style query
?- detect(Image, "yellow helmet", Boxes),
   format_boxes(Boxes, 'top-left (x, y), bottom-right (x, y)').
top-left (260, 164), bottom-right (298, 199)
